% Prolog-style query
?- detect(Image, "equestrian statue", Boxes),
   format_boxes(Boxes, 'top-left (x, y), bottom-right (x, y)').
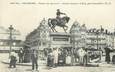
top-left (48, 9), bottom-right (70, 32)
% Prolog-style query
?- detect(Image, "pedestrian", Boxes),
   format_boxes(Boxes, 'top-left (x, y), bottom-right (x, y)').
top-left (58, 48), bottom-right (66, 66)
top-left (52, 47), bottom-right (59, 67)
top-left (66, 52), bottom-right (71, 65)
top-left (47, 49), bottom-right (54, 67)
top-left (104, 46), bottom-right (113, 64)
top-left (18, 48), bottom-right (24, 63)
top-left (31, 49), bottom-right (39, 72)
top-left (77, 47), bottom-right (86, 66)
top-left (62, 49), bottom-right (67, 65)
top-left (9, 50), bottom-right (17, 68)
top-left (23, 47), bottom-right (31, 63)
top-left (83, 48), bottom-right (88, 66)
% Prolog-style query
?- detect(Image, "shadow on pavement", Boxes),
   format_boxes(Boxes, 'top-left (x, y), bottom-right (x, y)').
top-left (58, 64), bottom-right (99, 67)
top-left (43, 64), bottom-right (99, 70)
top-left (26, 69), bottom-right (32, 71)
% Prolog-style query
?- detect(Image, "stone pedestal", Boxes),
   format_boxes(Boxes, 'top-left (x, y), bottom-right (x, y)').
top-left (50, 32), bottom-right (71, 48)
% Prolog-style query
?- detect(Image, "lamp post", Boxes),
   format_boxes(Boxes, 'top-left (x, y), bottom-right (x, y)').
top-left (9, 25), bottom-right (14, 57)
top-left (113, 29), bottom-right (115, 49)
top-left (96, 29), bottom-right (103, 62)
top-left (96, 31), bottom-right (99, 50)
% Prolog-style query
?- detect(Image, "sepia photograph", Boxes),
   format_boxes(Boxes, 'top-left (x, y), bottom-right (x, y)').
top-left (0, 0), bottom-right (115, 72)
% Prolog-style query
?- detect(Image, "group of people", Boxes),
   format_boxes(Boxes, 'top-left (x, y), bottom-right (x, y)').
top-left (9, 48), bottom-right (39, 72)
top-left (46, 47), bottom-right (88, 67)
top-left (104, 46), bottom-right (115, 64)
top-left (46, 45), bottom-right (115, 67)
top-left (47, 48), bottom-right (59, 67)
top-left (9, 48), bottom-right (24, 68)
top-left (8, 45), bottom-right (115, 71)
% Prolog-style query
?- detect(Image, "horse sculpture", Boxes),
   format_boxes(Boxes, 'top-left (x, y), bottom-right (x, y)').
top-left (48, 16), bottom-right (70, 32)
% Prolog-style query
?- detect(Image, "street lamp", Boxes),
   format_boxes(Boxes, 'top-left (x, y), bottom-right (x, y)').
top-left (96, 29), bottom-right (103, 62)
top-left (96, 30), bottom-right (99, 50)
top-left (9, 25), bottom-right (14, 56)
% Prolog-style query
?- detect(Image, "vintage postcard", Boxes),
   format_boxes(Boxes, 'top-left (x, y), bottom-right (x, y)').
top-left (0, 0), bottom-right (115, 72)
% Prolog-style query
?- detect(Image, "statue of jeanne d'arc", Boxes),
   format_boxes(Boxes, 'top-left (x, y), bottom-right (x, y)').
top-left (56, 9), bottom-right (66, 21)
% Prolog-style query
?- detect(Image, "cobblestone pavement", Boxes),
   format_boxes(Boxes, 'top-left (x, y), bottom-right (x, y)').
top-left (1, 53), bottom-right (115, 72)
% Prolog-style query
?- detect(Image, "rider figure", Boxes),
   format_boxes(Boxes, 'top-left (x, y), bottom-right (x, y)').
top-left (56, 9), bottom-right (66, 22)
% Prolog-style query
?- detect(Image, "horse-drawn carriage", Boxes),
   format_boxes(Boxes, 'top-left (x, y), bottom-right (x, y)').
top-left (86, 48), bottom-right (102, 63)
top-left (73, 47), bottom-right (102, 66)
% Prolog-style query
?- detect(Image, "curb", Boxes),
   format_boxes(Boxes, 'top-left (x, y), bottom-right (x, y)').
top-left (2, 60), bottom-right (47, 66)
top-left (99, 63), bottom-right (115, 67)
top-left (3, 60), bottom-right (114, 67)
top-left (2, 61), bottom-right (32, 66)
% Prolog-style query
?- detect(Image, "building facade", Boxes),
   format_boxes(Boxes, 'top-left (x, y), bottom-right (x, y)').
top-left (25, 19), bottom-right (115, 56)
top-left (0, 26), bottom-right (22, 53)
top-left (70, 21), bottom-right (87, 48)
top-left (86, 29), bottom-right (106, 50)
top-left (86, 28), bottom-right (115, 51)
top-left (25, 19), bottom-right (51, 50)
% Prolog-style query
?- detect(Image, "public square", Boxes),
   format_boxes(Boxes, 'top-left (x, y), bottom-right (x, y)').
top-left (0, 53), bottom-right (115, 72)
top-left (0, 1), bottom-right (115, 72)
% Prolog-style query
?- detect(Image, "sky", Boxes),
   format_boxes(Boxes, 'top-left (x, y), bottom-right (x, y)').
top-left (0, 0), bottom-right (115, 40)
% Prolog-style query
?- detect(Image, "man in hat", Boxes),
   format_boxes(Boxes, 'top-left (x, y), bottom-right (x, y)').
top-left (31, 49), bottom-right (39, 71)
top-left (9, 50), bottom-right (17, 68)
top-left (104, 45), bottom-right (113, 64)
top-left (52, 47), bottom-right (59, 67)
top-left (18, 48), bottom-right (24, 63)
top-left (77, 47), bottom-right (86, 65)
top-left (56, 9), bottom-right (66, 22)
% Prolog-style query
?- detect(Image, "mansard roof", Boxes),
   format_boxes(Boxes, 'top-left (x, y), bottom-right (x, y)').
top-left (80, 24), bottom-right (87, 31)
top-left (70, 21), bottom-right (80, 32)
top-left (37, 19), bottom-right (50, 30)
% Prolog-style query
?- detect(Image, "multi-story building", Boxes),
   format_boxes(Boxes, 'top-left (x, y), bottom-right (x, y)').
top-left (25, 19), bottom-right (115, 58)
top-left (25, 19), bottom-right (51, 50)
top-left (70, 21), bottom-right (87, 48)
top-left (0, 26), bottom-right (22, 53)
top-left (70, 21), bottom-right (115, 50)
top-left (25, 19), bottom-right (51, 58)
top-left (86, 28), bottom-right (115, 51)
top-left (86, 29), bottom-right (106, 50)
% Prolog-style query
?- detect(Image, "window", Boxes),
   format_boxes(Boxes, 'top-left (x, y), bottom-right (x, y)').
top-left (0, 42), bottom-right (3, 45)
